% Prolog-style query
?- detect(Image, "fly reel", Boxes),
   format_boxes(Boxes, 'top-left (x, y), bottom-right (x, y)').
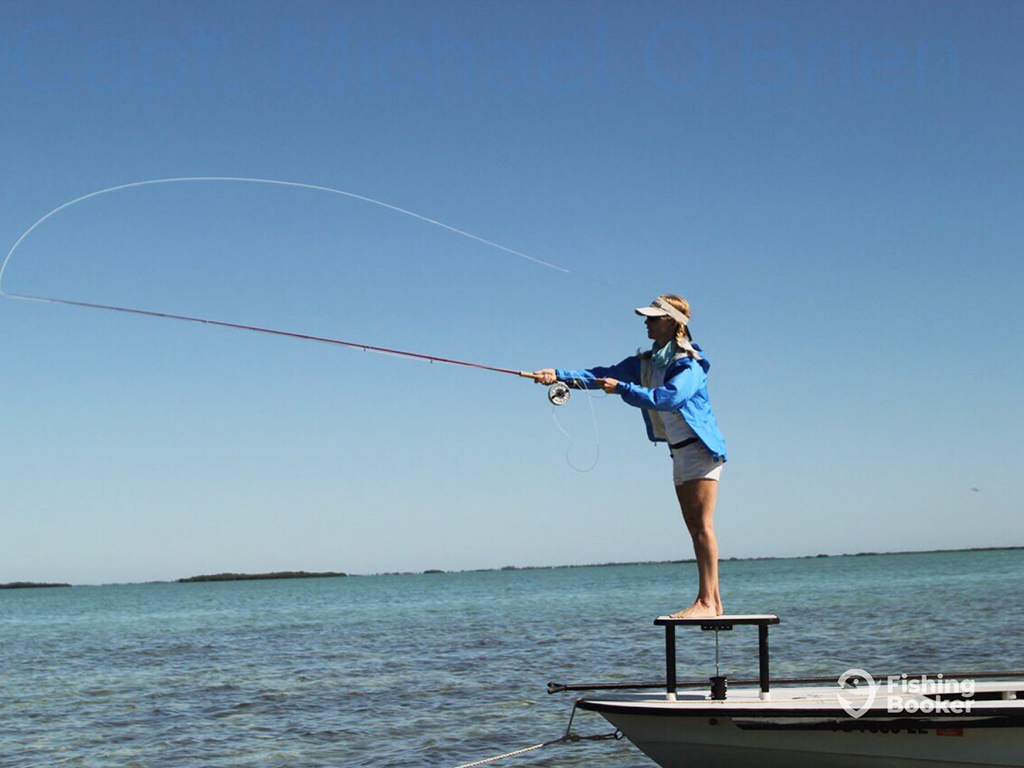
top-left (547, 381), bottom-right (571, 406)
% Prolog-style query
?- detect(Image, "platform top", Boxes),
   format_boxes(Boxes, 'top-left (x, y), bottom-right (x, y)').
top-left (654, 614), bottom-right (780, 626)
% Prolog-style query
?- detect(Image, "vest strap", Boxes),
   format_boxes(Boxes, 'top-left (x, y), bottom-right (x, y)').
top-left (669, 437), bottom-right (699, 450)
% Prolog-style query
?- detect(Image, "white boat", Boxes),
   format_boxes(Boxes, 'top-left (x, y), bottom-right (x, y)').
top-left (557, 615), bottom-right (1024, 767)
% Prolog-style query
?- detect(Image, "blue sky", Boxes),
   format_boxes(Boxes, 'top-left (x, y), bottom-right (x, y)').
top-left (2, 0), bottom-right (1021, 584)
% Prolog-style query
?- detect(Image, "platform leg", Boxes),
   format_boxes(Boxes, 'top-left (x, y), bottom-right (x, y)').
top-left (665, 624), bottom-right (677, 700)
top-left (758, 624), bottom-right (771, 700)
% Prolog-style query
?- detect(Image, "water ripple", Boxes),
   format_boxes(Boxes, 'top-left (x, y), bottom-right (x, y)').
top-left (1, 550), bottom-right (1021, 766)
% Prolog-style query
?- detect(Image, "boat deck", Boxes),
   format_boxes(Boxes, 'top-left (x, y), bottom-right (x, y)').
top-left (581, 679), bottom-right (1023, 713)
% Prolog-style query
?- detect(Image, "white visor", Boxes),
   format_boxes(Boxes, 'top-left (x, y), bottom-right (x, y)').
top-left (634, 297), bottom-right (689, 326)
top-left (634, 305), bottom-right (670, 317)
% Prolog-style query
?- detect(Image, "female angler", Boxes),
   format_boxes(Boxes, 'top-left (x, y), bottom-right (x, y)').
top-left (532, 294), bottom-right (727, 618)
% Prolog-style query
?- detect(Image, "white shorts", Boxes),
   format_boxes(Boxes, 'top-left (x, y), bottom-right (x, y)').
top-left (670, 441), bottom-right (723, 485)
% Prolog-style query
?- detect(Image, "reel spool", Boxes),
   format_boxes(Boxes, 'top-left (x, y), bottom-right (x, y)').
top-left (547, 381), bottom-right (571, 406)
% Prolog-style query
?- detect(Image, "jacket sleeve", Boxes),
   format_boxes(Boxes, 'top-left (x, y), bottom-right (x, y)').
top-left (617, 360), bottom-right (703, 411)
top-left (555, 356), bottom-right (638, 390)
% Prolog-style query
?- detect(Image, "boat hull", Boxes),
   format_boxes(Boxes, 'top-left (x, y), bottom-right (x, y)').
top-left (579, 693), bottom-right (1024, 767)
top-left (599, 714), bottom-right (1021, 767)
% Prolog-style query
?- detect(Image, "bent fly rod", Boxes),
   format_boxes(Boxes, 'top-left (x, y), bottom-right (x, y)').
top-left (5, 291), bottom-right (575, 405)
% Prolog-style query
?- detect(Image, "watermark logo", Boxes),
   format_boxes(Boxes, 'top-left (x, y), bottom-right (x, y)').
top-left (837, 668), bottom-right (877, 718)
top-left (838, 669), bottom-right (975, 718)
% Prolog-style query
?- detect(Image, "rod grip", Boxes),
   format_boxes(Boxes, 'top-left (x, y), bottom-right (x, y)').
top-left (520, 371), bottom-right (548, 381)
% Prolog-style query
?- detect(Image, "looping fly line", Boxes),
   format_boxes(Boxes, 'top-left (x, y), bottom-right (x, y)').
top-left (0, 177), bottom-right (600, 469)
top-left (550, 377), bottom-right (604, 473)
top-left (0, 176), bottom-right (570, 286)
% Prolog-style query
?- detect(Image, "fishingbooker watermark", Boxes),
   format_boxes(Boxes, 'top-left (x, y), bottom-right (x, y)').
top-left (837, 669), bottom-right (975, 718)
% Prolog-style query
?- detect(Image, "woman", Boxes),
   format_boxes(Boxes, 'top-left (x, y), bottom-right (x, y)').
top-left (533, 294), bottom-right (727, 619)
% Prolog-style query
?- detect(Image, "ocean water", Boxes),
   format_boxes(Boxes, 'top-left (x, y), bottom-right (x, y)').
top-left (2, 549), bottom-right (1022, 767)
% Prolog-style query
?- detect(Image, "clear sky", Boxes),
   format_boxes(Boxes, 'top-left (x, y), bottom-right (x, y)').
top-left (2, 0), bottom-right (1022, 585)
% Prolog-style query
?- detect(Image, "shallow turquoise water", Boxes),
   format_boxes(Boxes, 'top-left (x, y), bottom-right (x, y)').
top-left (2, 549), bottom-right (1022, 766)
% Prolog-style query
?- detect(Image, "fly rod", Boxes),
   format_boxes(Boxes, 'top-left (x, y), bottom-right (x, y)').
top-left (6, 291), bottom-right (573, 402)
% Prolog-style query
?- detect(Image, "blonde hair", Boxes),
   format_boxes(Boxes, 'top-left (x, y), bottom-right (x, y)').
top-left (658, 294), bottom-right (693, 346)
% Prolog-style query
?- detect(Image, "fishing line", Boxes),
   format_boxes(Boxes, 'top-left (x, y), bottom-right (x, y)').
top-left (0, 177), bottom-right (570, 287)
top-left (0, 177), bottom-right (572, 372)
top-left (549, 376), bottom-right (603, 473)
top-left (0, 176), bottom-right (600, 466)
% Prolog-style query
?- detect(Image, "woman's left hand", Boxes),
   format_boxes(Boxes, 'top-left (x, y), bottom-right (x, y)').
top-left (596, 377), bottom-right (620, 394)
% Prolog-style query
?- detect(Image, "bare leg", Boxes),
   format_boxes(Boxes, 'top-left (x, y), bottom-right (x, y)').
top-left (669, 479), bottom-right (722, 618)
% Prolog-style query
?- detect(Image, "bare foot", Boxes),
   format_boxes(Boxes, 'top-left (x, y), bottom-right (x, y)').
top-left (669, 601), bottom-right (720, 619)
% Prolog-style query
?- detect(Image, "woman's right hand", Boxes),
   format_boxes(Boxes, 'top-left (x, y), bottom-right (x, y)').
top-left (531, 369), bottom-right (557, 385)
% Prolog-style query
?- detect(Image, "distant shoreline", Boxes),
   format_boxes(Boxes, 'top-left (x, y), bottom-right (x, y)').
top-left (4, 545), bottom-right (1020, 588)
top-left (407, 544), bottom-right (1024, 577)
top-left (0, 582), bottom-right (72, 590)
top-left (176, 571), bottom-right (347, 583)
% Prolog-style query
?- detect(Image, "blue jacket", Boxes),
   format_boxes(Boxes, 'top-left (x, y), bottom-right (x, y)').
top-left (555, 346), bottom-right (727, 461)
